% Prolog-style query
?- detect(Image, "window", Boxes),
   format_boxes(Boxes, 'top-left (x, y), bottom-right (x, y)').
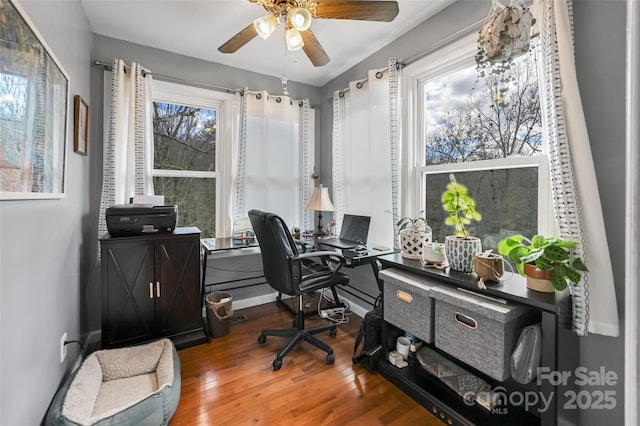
top-left (152, 80), bottom-right (236, 238)
top-left (404, 34), bottom-right (550, 250)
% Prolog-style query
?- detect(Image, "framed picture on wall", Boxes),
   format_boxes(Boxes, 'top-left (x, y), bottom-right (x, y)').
top-left (74, 96), bottom-right (88, 155)
top-left (0, 0), bottom-right (70, 200)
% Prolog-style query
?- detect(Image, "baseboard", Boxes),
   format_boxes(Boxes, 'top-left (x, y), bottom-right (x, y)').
top-left (232, 291), bottom-right (280, 311)
top-left (228, 290), bottom-right (368, 319)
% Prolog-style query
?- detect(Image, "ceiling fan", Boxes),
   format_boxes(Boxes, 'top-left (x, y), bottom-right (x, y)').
top-left (218, 0), bottom-right (400, 67)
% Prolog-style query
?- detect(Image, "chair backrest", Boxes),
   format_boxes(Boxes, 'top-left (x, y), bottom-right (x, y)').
top-left (248, 210), bottom-right (302, 296)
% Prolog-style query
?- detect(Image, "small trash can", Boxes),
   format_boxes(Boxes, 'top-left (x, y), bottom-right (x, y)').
top-left (205, 291), bottom-right (233, 338)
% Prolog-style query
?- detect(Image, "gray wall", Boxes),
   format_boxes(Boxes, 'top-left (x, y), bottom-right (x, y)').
top-left (573, 1), bottom-right (626, 424)
top-left (0, 1), bottom-right (93, 424)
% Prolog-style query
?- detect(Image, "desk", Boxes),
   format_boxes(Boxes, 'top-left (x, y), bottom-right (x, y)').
top-left (200, 237), bottom-right (397, 312)
top-left (200, 237), bottom-right (260, 293)
top-left (317, 241), bottom-right (397, 306)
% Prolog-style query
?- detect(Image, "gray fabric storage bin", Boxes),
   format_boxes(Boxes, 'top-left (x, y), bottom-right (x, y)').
top-left (380, 268), bottom-right (443, 344)
top-left (432, 286), bottom-right (538, 382)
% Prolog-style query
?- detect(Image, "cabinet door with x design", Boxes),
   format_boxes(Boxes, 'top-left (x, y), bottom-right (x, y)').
top-left (100, 227), bottom-right (205, 349)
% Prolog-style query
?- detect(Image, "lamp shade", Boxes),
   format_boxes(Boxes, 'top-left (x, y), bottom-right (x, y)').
top-left (288, 8), bottom-right (312, 31)
top-left (254, 14), bottom-right (278, 39)
top-left (305, 185), bottom-right (335, 211)
top-left (285, 27), bottom-right (304, 51)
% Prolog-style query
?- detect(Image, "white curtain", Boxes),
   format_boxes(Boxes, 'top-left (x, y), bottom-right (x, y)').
top-left (233, 91), bottom-right (314, 231)
top-left (332, 60), bottom-right (400, 248)
top-left (98, 59), bottom-right (154, 242)
top-left (533, 0), bottom-right (619, 336)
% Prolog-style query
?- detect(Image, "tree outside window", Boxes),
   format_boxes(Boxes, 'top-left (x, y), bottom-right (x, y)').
top-left (420, 51), bottom-right (546, 250)
top-left (152, 101), bottom-right (217, 237)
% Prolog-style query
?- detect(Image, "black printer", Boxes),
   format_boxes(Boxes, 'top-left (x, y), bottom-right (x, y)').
top-left (106, 204), bottom-right (178, 236)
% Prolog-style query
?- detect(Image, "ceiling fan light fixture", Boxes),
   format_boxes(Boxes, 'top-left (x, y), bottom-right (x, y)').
top-left (253, 14), bottom-right (279, 39)
top-left (285, 27), bottom-right (304, 51)
top-left (288, 7), bottom-right (312, 31)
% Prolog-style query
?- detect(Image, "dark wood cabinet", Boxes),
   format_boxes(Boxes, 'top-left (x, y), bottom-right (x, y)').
top-left (100, 227), bottom-right (207, 349)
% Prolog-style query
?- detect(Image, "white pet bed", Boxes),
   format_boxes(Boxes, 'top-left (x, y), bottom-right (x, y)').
top-left (45, 338), bottom-right (181, 426)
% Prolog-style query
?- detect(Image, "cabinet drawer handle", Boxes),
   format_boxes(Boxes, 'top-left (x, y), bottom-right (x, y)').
top-left (396, 290), bottom-right (413, 303)
top-left (156, 281), bottom-right (160, 298)
top-left (149, 282), bottom-right (154, 299)
top-left (454, 312), bottom-right (478, 330)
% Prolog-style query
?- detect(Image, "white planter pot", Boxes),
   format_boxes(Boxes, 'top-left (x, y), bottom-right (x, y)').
top-left (445, 236), bottom-right (482, 272)
top-left (422, 242), bottom-right (446, 264)
top-left (400, 231), bottom-right (432, 259)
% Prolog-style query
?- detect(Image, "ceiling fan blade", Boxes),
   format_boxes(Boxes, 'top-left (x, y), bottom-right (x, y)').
top-left (311, 1), bottom-right (399, 22)
top-left (300, 30), bottom-right (330, 67)
top-left (218, 23), bottom-right (258, 53)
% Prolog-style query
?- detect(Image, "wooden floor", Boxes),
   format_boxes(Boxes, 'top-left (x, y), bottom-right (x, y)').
top-left (171, 301), bottom-right (441, 425)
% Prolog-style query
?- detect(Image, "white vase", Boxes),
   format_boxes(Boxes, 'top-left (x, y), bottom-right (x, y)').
top-left (422, 242), bottom-right (446, 264)
top-left (444, 236), bottom-right (482, 272)
top-left (400, 230), bottom-right (432, 259)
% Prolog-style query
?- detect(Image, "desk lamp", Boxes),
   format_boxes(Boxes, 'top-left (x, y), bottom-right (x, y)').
top-left (305, 184), bottom-right (335, 236)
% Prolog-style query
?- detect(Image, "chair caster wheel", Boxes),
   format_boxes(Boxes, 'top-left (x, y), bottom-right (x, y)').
top-left (273, 358), bottom-right (283, 370)
top-left (258, 334), bottom-right (266, 344)
top-left (326, 353), bottom-right (335, 365)
top-left (329, 328), bottom-right (337, 337)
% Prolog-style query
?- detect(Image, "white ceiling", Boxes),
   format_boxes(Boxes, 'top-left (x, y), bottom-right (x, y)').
top-left (81, 0), bottom-right (455, 87)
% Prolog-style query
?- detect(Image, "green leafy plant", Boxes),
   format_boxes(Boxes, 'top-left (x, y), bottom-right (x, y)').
top-left (441, 174), bottom-right (482, 237)
top-left (497, 234), bottom-right (588, 291)
top-left (397, 211), bottom-right (429, 234)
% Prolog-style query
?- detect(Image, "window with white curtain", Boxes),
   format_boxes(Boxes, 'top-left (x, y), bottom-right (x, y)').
top-left (332, 68), bottom-right (395, 247)
top-left (404, 33), bottom-right (551, 250)
top-left (242, 92), bottom-right (314, 231)
top-left (151, 80), bottom-right (237, 238)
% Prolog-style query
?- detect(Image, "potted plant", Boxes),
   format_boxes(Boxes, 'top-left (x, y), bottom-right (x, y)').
top-left (397, 212), bottom-right (432, 259)
top-left (441, 174), bottom-right (483, 272)
top-left (497, 234), bottom-right (588, 292)
top-left (475, 2), bottom-right (537, 79)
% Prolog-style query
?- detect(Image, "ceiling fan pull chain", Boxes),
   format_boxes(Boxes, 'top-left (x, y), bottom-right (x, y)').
top-left (282, 42), bottom-right (290, 95)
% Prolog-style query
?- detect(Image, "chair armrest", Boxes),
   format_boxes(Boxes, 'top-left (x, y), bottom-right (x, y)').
top-left (292, 251), bottom-right (347, 282)
top-left (294, 250), bottom-right (346, 264)
top-left (292, 238), bottom-right (310, 253)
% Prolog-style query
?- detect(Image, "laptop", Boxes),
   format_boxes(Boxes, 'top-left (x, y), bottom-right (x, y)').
top-left (321, 214), bottom-right (371, 249)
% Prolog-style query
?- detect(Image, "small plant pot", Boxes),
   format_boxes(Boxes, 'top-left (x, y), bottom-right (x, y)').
top-left (422, 242), bottom-right (446, 264)
top-left (445, 236), bottom-right (482, 273)
top-left (400, 231), bottom-right (432, 260)
top-left (524, 263), bottom-right (555, 293)
top-left (474, 253), bottom-right (504, 281)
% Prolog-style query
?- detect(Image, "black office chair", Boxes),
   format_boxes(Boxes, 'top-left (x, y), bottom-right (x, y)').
top-left (248, 209), bottom-right (350, 370)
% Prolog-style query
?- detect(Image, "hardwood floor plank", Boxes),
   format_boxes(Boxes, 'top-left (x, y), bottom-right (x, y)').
top-left (170, 301), bottom-right (441, 425)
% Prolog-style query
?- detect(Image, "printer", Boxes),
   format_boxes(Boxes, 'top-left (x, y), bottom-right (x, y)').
top-left (106, 204), bottom-right (178, 236)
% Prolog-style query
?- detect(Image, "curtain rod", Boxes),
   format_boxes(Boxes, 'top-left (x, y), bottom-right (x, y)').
top-left (93, 60), bottom-right (240, 94)
top-left (328, 19), bottom-right (483, 103)
top-left (327, 66), bottom-right (395, 102)
top-left (93, 60), bottom-right (319, 107)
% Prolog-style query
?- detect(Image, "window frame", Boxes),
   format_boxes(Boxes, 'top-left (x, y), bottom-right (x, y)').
top-left (151, 79), bottom-right (237, 237)
top-left (401, 32), bottom-right (553, 238)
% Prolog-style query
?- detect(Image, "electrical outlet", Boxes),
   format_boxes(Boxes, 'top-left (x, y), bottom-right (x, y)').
top-left (60, 332), bottom-right (67, 363)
